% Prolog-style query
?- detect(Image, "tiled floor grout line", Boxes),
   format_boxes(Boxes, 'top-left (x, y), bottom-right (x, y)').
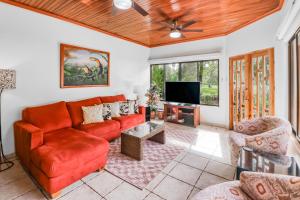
top-left (185, 157), bottom-right (211, 200)
top-left (101, 179), bottom-right (124, 199)
top-left (11, 188), bottom-right (37, 200)
top-left (83, 182), bottom-right (106, 199)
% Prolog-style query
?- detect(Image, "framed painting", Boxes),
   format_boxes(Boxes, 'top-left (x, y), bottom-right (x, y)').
top-left (60, 44), bottom-right (110, 88)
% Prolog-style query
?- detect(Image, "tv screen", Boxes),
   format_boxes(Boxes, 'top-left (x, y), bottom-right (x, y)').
top-left (165, 82), bottom-right (200, 104)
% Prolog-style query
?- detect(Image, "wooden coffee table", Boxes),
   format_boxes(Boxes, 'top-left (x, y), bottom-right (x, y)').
top-left (121, 122), bottom-right (165, 161)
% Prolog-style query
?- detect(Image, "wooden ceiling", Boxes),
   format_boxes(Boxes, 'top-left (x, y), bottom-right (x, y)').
top-left (1, 0), bottom-right (284, 47)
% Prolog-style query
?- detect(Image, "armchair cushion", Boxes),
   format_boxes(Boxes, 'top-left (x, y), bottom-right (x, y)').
top-left (30, 128), bottom-right (109, 178)
top-left (192, 181), bottom-right (251, 200)
top-left (245, 127), bottom-right (290, 155)
top-left (66, 97), bottom-right (102, 127)
top-left (22, 101), bottom-right (72, 133)
top-left (240, 172), bottom-right (300, 200)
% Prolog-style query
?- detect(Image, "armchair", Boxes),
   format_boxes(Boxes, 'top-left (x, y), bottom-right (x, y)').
top-left (192, 172), bottom-right (300, 200)
top-left (229, 116), bottom-right (292, 165)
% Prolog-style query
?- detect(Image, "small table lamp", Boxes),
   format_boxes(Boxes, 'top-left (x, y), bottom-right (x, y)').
top-left (0, 69), bottom-right (16, 172)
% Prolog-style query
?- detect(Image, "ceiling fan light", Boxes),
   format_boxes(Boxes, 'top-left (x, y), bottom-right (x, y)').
top-left (170, 30), bottom-right (181, 38)
top-left (113, 0), bottom-right (132, 10)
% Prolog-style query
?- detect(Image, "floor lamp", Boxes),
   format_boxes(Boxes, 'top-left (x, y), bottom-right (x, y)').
top-left (0, 69), bottom-right (16, 172)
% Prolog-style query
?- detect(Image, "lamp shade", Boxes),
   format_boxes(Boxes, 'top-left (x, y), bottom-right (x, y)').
top-left (0, 69), bottom-right (16, 89)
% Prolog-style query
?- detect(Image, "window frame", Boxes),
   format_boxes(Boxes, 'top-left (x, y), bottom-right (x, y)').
top-left (288, 26), bottom-right (300, 142)
top-left (150, 59), bottom-right (220, 107)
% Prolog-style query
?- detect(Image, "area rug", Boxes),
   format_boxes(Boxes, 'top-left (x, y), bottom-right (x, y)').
top-left (105, 138), bottom-right (183, 189)
top-left (105, 123), bottom-right (199, 189)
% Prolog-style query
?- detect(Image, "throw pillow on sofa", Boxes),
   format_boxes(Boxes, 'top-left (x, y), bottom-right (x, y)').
top-left (128, 100), bottom-right (139, 114)
top-left (103, 102), bottom-right (120, 117)
top-left (102, 103), bottom-right (112, 120)
top-left (120, 101), bottom-right (130, 115)
top-left (82, 104), bottom-right (104, 124)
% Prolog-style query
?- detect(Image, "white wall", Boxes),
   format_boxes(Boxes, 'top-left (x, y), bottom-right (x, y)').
top-left (150, 0), bottom-right (293, 127)
top-left (0, 3), bottom-right (150, 155)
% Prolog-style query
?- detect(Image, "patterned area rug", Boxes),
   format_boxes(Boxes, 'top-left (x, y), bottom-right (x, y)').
top-left (105, 123), bottom-right (196, 189)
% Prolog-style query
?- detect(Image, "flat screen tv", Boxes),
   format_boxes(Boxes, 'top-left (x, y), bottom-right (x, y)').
top-left (165, 82), bottom-right (200, 104)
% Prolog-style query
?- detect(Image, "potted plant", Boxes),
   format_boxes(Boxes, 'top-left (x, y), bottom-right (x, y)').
top-left (145, 84), bottom-right (160, 119)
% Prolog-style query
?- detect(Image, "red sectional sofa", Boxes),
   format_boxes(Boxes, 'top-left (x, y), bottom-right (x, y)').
top-left (14, 94), bottom-right (145, 198)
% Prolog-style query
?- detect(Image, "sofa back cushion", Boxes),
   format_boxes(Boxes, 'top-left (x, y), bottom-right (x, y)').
top-left (66, 97), bottom-right (102, 127)
top-left (100, 94), bottom-right (126, 103)
top-left (22, 101), bottom-right (72, 133)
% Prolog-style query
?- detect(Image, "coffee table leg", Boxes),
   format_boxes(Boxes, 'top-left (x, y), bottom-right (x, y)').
top-left (149, 131), bottom-right (165, 144)
top-left (121, 134), bottom-right (143, 161)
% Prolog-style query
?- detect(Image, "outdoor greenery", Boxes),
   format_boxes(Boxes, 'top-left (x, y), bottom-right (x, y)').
top-left (151, 60), bottom-right (219, 106)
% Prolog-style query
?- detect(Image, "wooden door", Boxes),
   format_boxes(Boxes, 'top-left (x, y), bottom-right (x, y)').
top-left (229, 48), bottom-right (275, 129)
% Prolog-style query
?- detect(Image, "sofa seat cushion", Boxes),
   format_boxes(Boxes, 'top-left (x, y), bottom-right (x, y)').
top-left (79, 120), bottom-right (121, 141)
top-left (30, 128), bottom-right (109, 178)
top-left (66, 97), bottom-right (102, 127)
top-left (23, 101), bottom-right (72, 133)
top-left (113, 114), bottom-right (144, 130)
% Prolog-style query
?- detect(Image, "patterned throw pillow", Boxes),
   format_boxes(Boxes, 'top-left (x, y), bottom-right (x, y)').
top-left (82, 104), bottom-right (103, 124)
top-left (127, 100), bottom-right (139, 114)
top-left (134, 101), bottom-right (139, 114)
top-left (119, 101), bottom-right (130, 115)
top-left (240, 172), bottom-right (300, 200)
top-left (106, 102), bottom-right (120, 117)
top-left (102, 104), bottom-right (112, 120)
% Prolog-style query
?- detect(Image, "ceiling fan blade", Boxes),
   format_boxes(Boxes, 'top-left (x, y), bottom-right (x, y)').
top-left (179, 20), bottom-right (197, 29)
top-left (180, 33), bottom-right (186, 38)
top-left (181, 29), bottom-right (203, 32)
top-left (153, 26), bottom-right (169, 32)
top-left (132, 1), bottom-right (148, 16)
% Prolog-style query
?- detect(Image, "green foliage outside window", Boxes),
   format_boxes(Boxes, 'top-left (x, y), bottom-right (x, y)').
top-left (150, 60), bottom-right (219, 106)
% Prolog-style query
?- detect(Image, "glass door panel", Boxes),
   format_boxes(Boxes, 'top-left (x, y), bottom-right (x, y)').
top-left (230, 49), bottom-right (275, 129)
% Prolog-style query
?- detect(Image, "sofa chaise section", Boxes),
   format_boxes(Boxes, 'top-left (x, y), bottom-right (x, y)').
top-left (14, 101), bottom-right (109, 197)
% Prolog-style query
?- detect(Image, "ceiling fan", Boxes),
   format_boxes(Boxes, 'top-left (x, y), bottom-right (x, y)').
top-left (154, 9), bottom-right (203, 39)
top-left (113, 0), bottom-right (148, 16)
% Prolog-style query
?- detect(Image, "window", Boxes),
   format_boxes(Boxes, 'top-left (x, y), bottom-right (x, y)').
top-left (165, 63), bottom-right (179, 81)
top-left (288, 27), bottom-right (300, 141)
top-left (150, 59), bottom-right (219, 106)
top-left (151, 64), bottom-right (164, 98)
top-left (199, 60), bottom-right (219, 105)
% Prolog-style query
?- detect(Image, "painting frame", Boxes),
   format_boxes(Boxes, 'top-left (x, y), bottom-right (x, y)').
top-left (60, 43), bottom-right (110, 88)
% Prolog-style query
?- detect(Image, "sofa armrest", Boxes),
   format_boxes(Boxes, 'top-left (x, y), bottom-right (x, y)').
top-left (14, 121), bottom-right (43, 169)
top-left (138, 106), bottom-right (146, 115)
top-left (240, 172), bottom-right (300, 200)
top-left (245, 127), bottom-right (289, 155)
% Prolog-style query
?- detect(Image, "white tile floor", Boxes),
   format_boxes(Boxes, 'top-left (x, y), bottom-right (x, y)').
top-left (1, 123), bottom-right (300, 200)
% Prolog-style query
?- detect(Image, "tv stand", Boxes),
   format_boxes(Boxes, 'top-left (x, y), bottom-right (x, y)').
top-left (163, 103), bottom-right (200, 128)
